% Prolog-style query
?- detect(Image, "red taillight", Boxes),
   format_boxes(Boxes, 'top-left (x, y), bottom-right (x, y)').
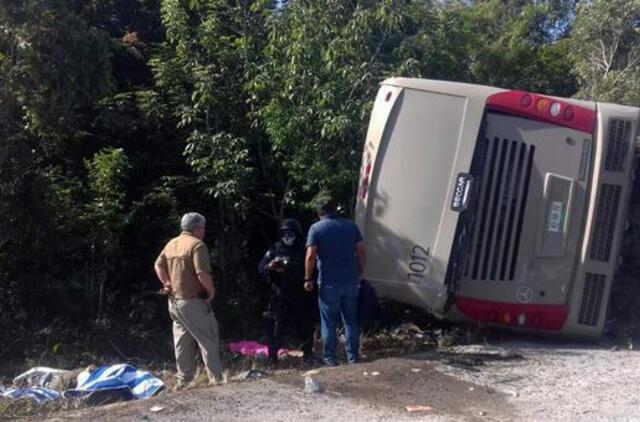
top-left (486, 91), bottom-right (595, 133)
top-left (385, 91), bottom-right (392, 102)
top-left (563, 106), bottom-right (575, 121)
top-left (536, 97), bottom-right (550, 113)
top-left (359, 161), bottom-right (372, 201)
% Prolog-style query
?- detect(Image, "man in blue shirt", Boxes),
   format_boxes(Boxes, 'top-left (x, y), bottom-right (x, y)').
top-left (304, 196), bottom-right (366, 365)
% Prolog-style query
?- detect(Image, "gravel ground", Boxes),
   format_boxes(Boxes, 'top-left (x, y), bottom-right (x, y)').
top-left (36, 340), bottom-right (640, 421)
top-left (435, 340), bottom-right (640, 421)
top-left (46, 358), bottom-right (510, 422)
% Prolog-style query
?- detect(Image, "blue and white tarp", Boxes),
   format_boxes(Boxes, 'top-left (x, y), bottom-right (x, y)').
top-left (62, 364), bottom-right (164, 402)
top-left (0, 386), bottom-right (61, 403)
top-left (12, 366), bottom-right (73, 390)
top-left (1, 364), bottom-right (163, 405)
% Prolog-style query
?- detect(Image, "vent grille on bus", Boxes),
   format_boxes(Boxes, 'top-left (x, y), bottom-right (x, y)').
top-left (578, 273), bottom-right (606, 326)
top-left (590, 184), bottom-right (621, 262)
top-left (465, 137), bottom-right (535, 281)
top-left (604, 119), bottom-right (631, 172)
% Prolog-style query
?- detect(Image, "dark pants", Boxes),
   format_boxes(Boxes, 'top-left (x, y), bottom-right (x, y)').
top-left (266, 295), bottom-right (316, 362)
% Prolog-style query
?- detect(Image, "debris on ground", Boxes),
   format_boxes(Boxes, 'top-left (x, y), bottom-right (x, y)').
top-left (445, 356), bottom-right (485, 368)
top-left (437, 334), bottom-right (458, 348)
top-left (304, 376), bottom-right (322, 393)
top-left (362, 323), bottom-right (436, 354)
top-left (150, 405), bottom-right (165, 412)
top-left (494, 350), bottom-right (524, 361)
top-left (393, 323), bottom-right (423, 335)
top-left (439, 347), bottom-right (524, 372)
top-left (406, 405), bottom-right (433, 412)
top-left (228, 341), bottom-right (277, 357)
top-left (231, 370), bottom-right (267, 382)
top-left (227, 341), bottom-right (300, 358)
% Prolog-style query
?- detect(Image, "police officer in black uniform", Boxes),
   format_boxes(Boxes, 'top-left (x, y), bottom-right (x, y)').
top-left (259, 219), bottom-right (316, 364)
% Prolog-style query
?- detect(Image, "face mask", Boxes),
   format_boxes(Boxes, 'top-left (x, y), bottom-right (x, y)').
top-left (282, 233), bottom-right (296, 246)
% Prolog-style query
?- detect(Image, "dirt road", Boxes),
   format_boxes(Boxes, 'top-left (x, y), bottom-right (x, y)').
top-left (44, 340), bottom-right (640, 421)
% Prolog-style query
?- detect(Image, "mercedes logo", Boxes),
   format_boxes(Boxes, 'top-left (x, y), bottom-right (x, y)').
top-left (516, 286), bottom-right (534, 304)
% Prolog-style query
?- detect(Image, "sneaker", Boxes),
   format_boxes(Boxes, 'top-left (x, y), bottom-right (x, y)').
top-left (323, 360), bottom-right (338, 367)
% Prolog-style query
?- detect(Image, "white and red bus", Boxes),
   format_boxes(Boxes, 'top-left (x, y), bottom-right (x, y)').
top-left (356, 78), bottom-right (640, 338)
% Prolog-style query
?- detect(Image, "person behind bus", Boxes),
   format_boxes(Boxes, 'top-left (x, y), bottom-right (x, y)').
top-left (259, 218), bottom-right (317, 364)
top-left (304, 196), bottom-right (366, 366)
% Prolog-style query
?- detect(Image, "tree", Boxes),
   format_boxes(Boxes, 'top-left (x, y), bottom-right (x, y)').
top-left (570, 0), bottom-right (640, 105)
top-left (459, 0), bottom-right (577, 96)
top-left (148, 0), bottom-right (277, 309)
top-left (250, 0), bottom-right (443, 213)
top-left (0, 0), bottom-right (172, 357)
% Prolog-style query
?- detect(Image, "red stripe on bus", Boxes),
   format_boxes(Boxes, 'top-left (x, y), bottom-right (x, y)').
top-left (486, 91), bottom-right (595, 134)
top-left (456, 296), bottom-right (569, 331)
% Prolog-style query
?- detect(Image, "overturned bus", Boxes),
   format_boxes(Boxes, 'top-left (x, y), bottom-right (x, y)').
top-left (355, 78), bottom-right (640, 338)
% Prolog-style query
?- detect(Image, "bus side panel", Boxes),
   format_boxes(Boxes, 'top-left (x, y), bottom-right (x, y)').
top-left (563, 105), bottom-right (640, 338)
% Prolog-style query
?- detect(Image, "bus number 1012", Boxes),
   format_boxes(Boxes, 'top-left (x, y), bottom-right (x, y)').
top-left (408, 245), bottom-right (431, 279)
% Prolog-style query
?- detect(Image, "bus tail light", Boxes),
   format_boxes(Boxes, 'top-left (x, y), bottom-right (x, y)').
top-left (563, 106), bottom-right (575, 121)
top-left (517, 313), bottom-right (527, 326)
top-left (536, 98), bottom-right (550, 113)
top-left (359, 160), bottom-right (373, 200)
top-left (486, 91), bottom-right (594, 133)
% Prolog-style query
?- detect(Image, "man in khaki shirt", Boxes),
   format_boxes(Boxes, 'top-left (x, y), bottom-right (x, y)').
top-left (154, 212), bottom-right (223, 387)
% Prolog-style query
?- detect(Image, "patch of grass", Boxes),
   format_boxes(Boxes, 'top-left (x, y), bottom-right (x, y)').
top-left (0, 397), bottom-right (74, 419)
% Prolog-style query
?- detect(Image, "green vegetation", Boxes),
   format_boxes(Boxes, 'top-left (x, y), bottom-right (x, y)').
top-left (0, 0), bottom-right (639, 367)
